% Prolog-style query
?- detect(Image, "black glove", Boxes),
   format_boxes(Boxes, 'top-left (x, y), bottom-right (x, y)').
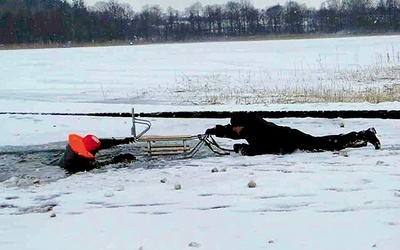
top-left (113, 153), bottom-right (136, 163)
top-left (205, 125), bottom-right (230, 137)
top-left (233, 143), bottom-right (251, 156)
top-left (233, 144), bottom-right (239, 153)
top-left (233, 143), bottom-right (243, 154)
top-left (122, 137), bottom-right (135, 144)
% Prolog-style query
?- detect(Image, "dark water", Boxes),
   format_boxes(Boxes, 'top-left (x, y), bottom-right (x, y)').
top-left (0, 142), bottom-right (67, 186)
top-left (0, 140), bottom-right (227, 187)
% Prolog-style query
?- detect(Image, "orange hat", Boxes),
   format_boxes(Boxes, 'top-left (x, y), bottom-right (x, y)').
top-left (68, 133), bottom-right (101, 159)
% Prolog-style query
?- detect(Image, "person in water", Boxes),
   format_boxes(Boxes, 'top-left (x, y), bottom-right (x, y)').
top-left (58, 133), bottom-right (135, 173)
top-left (205, 113), bottom-right (381, 156)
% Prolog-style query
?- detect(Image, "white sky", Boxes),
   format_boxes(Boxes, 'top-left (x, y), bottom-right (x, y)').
top-left (84, 0), bottom-right (325, 11)
top-left (1, 36), bottom-right (400, 250)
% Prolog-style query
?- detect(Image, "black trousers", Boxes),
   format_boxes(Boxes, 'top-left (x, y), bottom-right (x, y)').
top-left (292, 129), bottom-right (365, 152)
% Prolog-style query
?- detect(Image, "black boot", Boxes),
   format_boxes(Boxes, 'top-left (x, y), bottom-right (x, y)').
top-left (361, 127), bottom-right (381, 149)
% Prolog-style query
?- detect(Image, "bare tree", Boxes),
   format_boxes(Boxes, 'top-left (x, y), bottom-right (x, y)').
top-left (185, 2), bottom-right (204, 37)
top-left (265, 4), bottom-right (284, 33)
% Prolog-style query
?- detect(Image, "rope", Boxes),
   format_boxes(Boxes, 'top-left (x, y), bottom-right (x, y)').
top-left (197, 134), bottom-right (233, 156)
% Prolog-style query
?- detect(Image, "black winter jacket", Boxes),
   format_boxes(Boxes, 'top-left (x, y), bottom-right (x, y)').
top-left (208, 114), bottom-right (371, 156)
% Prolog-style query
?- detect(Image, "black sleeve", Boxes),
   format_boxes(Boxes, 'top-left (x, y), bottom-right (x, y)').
top-left (205, 124), bottom-right (242, 139)
top-left (223, 125), bottom-right (242, 139)
top-left (98, 137), bottom-right (134, 150)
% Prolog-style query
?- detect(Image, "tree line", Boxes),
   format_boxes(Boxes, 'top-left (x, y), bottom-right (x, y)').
top-left (0, 0), bottom-right (399, 45)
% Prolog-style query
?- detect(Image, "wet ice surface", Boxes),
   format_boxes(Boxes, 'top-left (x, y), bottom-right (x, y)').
top-left (0, 142), bottom-right (66, 186)
top-left (0, 139), bottom-right (223, 187)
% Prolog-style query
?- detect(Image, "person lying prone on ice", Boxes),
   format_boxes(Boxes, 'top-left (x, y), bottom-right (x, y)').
top-left (205, 113), bottom-right (381, 156)
top-left (58, 133), bottom-right (136, 174)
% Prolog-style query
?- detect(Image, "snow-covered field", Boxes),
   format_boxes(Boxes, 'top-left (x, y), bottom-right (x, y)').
top-left (0, 36), bottom-right (399, 250)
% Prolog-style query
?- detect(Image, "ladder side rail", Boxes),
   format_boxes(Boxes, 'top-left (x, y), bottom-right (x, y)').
top-left (131, 108), bottom-right (152, 140)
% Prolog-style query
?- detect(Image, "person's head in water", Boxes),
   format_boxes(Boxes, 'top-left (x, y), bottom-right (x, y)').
top-left (68, 133), bottom-right (101, 159)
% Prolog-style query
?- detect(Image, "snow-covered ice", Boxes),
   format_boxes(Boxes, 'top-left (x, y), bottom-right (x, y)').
top-left (0, 36), bottom-right (399, 250)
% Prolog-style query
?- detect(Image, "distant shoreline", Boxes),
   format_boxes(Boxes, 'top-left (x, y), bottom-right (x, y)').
top-left (1, 32), bottom-right (399, 51)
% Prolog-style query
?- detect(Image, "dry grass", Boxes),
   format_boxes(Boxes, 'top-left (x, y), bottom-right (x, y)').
top-left (168, 57), bottom-right (400, 105)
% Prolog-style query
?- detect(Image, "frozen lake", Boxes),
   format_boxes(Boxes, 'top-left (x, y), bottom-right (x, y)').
top-left (1, 35), bottom-right (399, 105)
top-left (0, 36), bottom-right (399, 250)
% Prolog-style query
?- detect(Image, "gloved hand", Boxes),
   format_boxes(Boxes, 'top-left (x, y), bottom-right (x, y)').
top-left (233, 143), bottom-right (243, 154)
top-left (122, 137), bottom-right (135, 144)
top-left (233, 143), bottom-right (250, 156)
top-left (205, 125), bottom-right (229, 137)
top-left (113, 153), bottom-right (136, 163)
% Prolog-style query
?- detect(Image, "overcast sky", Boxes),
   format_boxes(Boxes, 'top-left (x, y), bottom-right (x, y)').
top-left (84, 0), bottom-right (325, 11)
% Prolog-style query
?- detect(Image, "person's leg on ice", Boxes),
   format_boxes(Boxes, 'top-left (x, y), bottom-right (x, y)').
top-left (299, 128), bottom-right (381, 152)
